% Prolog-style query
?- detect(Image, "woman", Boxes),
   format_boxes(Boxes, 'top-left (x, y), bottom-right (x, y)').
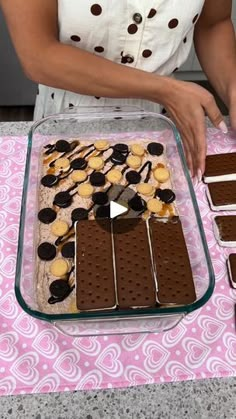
top-left (1, 0), bottom-right (236, 177)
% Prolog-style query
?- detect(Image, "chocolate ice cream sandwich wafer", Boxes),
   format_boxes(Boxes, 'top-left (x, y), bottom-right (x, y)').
top-left (206, 181), bottom-right (236, 211)
top-left (204, 153), bottom-right (236, 183)
top-left (149, 217), bottom-right (196, 305)
top-left (227, 254), bottom-right (236, 288)
top-left (213, 216), bottom-right (236, 247)
top-left (75, 220), bottom-right (116, 311)
top-left (113, 218), bottom-right (156, 309)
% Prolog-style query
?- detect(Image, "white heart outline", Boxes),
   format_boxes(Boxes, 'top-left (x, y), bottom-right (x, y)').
top-left (124, 365), bottom-right (154, 386)
top-left (183, 337), bottom-right (211, 368)
top-left (32, 329), bottom-right (59, 359)
top-left (53, 349), bottom-right (81, 382)
top-left (143, 340), bottom-right (169, 373)
top-left (76, 370), bottom-right (103, 390)
top-left (0, 331), bottom-right (18, 361)
top-left (95, 343), bottom-right (123, 378)
top-left (10, 352), bottom-right (39, 385)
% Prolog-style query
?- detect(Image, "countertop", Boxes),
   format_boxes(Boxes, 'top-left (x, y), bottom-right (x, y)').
top-left (0, 121), bottom-right (236, 419)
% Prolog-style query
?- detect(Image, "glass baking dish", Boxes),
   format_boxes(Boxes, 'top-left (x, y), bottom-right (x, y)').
top-left (15, 106), bottom-right (215, 336)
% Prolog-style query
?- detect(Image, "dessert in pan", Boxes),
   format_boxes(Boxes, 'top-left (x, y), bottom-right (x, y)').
top-left (37, 137), bottom-right (196, 314)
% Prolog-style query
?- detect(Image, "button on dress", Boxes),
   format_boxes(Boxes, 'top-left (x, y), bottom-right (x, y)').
top-left (34, 0), bottom-right (205, 120)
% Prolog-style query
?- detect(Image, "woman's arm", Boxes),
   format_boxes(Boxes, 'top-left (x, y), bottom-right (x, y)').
top-left (0, 0), bottom-right (225, 176)
top-left (0, 0), bottom-right (165, 99)
top-left (194, 0), bottom-right (236, 128)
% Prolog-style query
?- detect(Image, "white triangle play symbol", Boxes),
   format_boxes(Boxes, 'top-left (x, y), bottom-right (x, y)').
top-left (110, 201), bottom-right (127, 219)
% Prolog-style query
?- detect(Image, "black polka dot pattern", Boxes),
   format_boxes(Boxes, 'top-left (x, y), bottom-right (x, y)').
top-left (183, 37), bottom-right (187, 43)
top-left (94, 46), bottom-right (104, 53)
top-left (51, 93), bottom-right (54, 100)
top-left (95, 96), bottom-right (101, 100)
top-left (147, 9), bottom-right (157, 19)
top-left (91, 4), bottom-right (102, 16)
top-left (142, 49), bottom-right (152, 58)
top-left (127, 24), bottom-right (138, 34)
top-left (193, 14), bottom-right (199, 24)
top-left (168, 18), bottom-right (179, 29)
top-left (71, 35), bottom-right (81, 42)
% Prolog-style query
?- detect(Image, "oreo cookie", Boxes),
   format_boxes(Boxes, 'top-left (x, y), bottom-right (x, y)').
top-left (114, 143), bottom-right (129, 154)
top-left (128, 195), bottom-right (146, 212)
top-left (90, 171), bottom-right (106, 187)
top-left (147, 142), bottom-right (164, 156)
top-left (156, 188), bottom-right (176, 204)
top-left (61, 241), bottom-right (75, 259)
top-left (113, 143), bottom-right (129, 154)
top-left (71, 207), bottom-right (89, 223)
top-left (41, 174), bottom-right (58, 188)
top-left (38, 207), bottom-right (57, 224)
top-left (54, 191), bottom-right (72, 208)
top-left (49, 280), bottom-right (71, 299)
top-left (92, 191), bottom-right (108, 206)
top-left (95, 204), bottom-right (110, 219)
top-left (111, 151), bottom-right (127, 165)
top-left (70, 158), bottom-right (87, 170)
top-left (37, 242), bottom-right (56, 261)
top-left (126, 170), bottom-right (141, 184)
top-left (55, 140), bottom-right (71, 153)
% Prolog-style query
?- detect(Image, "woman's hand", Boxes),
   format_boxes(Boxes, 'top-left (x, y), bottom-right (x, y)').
top-left (158, 79), bottom-right (227, 178)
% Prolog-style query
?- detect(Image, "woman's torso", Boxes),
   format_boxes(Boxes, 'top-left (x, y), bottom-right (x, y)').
top-left (34, 0), bottom-right (205, 120)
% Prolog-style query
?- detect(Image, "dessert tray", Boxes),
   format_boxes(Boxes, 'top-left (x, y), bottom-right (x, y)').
top-left (15, 107), bottom-right (215, 336)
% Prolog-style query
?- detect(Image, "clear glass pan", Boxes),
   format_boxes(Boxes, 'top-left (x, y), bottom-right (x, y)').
top-left (15, 106), bottom-right (215, 336)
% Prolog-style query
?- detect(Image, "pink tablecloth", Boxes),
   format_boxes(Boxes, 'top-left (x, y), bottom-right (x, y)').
top-left (0, 130), bottom-right (236, 396)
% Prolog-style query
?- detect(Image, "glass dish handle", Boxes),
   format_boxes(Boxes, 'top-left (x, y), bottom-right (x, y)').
top-left (52, 314), bottom-right (185, 337)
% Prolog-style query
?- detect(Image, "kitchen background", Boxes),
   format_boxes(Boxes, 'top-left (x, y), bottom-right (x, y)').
top-left (0, 2), bottom-right (235, 121)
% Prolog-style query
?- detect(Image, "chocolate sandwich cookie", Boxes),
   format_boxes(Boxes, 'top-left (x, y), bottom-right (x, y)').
top-left (113, 143), bottom-right (129, 154)
top-left (38, 207), bottom-right (57, 224)
top-left (61, 241), bottom-right (75, 259)
top-left (49, 279), bottom-right (71, 299)
top-left (41, 174), bottom-right (58, 188)
top-left (95, 204), bottom-right (110, 219)
top-left (204, 152), bottom-right (236, 183)
top-left (75, 219), bottom-right (116, 310)
top-left (156, 188), bottom-right (176, 204)
top-left (214, 216), bottom-right (236, 247)
top-left (90, 171), bottom-right (106, 187)
top-left (55, 139), bottom-right (71, 153)
top-left (37, 242), bottom-right (56, 261)
top-left (113, 218), bottom-right (156, 309)
top-left (92, 191), bottom-right (109, 206)
top-left (149, 217), bottom-right (196, 305)
top-left (71, 207), bottom-right (89, 223)
top-left (111, 150), bottom-right (127, 165)
top-left (147, 142), bottom-right (164, 156)
top-left (227, 254), bottom-right (236, 288)
top-left (128, 195), bottom-right (146, 212)
top-left (70, 157), bottom-right (87, 170)
top-left (54, 191), bottom-right (73, 208)
top-left (207, 181), bottom-right (236, 211)
top-left (126, 170), bottom-right (141, 184)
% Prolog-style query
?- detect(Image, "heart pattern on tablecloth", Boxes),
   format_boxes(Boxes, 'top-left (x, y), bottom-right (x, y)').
top-left (0, 131), bottom-right (236, 396)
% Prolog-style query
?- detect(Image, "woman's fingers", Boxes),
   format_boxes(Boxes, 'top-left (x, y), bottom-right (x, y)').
top-left (202, 93), bottom-right (227, 133)
top-left (182, 140), bottom-right (194, 177)
top-left (191, 110), bottom-right (207, 176)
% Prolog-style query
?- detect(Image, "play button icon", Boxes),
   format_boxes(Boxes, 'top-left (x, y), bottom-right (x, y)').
top-left (110, 201), bottom-right (128, 219)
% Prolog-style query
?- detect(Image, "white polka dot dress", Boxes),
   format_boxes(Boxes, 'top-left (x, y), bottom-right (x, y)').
top-left (34, 0), bottom-right (205, 120)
